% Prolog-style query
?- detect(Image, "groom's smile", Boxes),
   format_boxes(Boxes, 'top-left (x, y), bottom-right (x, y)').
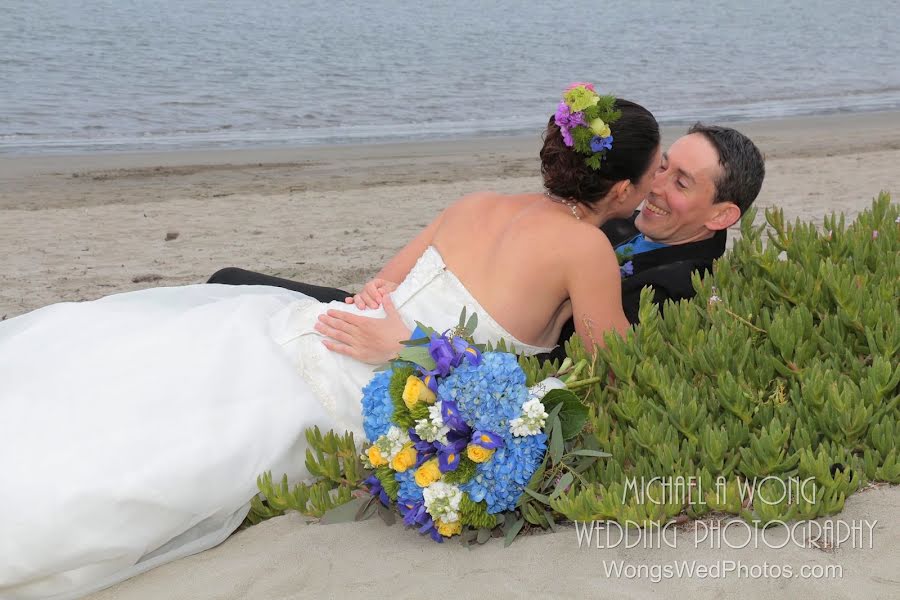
top-left (635, 132), bottom-right (733, 246)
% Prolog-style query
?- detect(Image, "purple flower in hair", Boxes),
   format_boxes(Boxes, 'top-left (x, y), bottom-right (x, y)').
top-left (554, 101), bottom-right (587, 148)
top-left (620, 261), bottom-right (634, 278)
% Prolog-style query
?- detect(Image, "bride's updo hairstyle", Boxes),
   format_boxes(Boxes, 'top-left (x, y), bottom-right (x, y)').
top-left (540, 85), bottom-right (659, 206)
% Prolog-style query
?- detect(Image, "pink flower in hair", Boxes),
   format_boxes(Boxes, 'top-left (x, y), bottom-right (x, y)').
top-left (565, 82), bottom-right (596, 93)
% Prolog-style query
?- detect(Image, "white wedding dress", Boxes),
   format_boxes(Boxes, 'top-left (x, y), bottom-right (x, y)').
top-left (0, 246), bottom-right (553, 600)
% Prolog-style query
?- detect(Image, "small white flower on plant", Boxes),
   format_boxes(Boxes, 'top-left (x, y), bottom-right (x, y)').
top-left (414, 401), bottom-right (450, 443)
top-left (423, 481), bottom-right (463, 523)
top-left (510, 398), bottom-right (549, 437)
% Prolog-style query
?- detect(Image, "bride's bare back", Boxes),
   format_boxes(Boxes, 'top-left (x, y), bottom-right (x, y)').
top-left (378, 191), bottom-right (630, 350)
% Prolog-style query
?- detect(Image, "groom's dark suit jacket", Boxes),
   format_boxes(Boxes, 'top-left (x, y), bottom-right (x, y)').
top-left (545, 211), bottom-right (727, 361)
top-left (208, 211), bottom-right (726, 361)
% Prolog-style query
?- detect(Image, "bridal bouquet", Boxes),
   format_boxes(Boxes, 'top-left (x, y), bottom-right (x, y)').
top-left (357, 310), bottom-right (601, 543)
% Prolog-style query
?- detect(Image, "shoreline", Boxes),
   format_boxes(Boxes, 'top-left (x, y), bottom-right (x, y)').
top-left (3, 109), bottom-right (900, 168)
top-left (2, 110), bottom-right (899, 319)
top-left (4, 104), bottom-right (900, 159)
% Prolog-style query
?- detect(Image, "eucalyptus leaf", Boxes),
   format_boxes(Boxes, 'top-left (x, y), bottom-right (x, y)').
top-left (504, 517), bottom-right (525, 547)
top-left (550, 472), bottom-right (574, 500)
top-left (549, 416), bottom-right (564, 464)
top-left (376, 502), bottom-right (396, 526)
top-left (569, 449), bottom-right (612, 458)
top-left (354, 495), bottom-right (378, 521)
top-left (521, 487), bottom-right (551, 505)
top-left (545, 510), bottom-right (558, 533)
top-left (465, 312), bottom-right (479, 335)
top-left (396, 347), bottom-right (436, 371)
top-left (319, 497), bottom-right (369, 525)
top-left (544, 402), bottom-right (564, 435)
top-left (476, 527), bottom-right (492, 544)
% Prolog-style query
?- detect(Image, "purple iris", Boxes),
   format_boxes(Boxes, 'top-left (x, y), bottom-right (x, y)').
top-left (399, 501), bottom-right (443, 542)
top-left (408, 428), bottom-right (437, 461)
top-left (399, 499), bottom-right (429, 527)
top-left (460, 342), bottom-right (483, 367)
top-left (436, 438), bottom-right (468, 473)
top-left (620, 261), bottom-right (634, 278)
top-left (470, 430), bottom-right (504, 450)
top-left (428, 334), bottom-right (456, 377)
top-left (440, 400), bottom-right (470, 435)
top-left (416, 368), bottom-right (439, 393)
top-left (363, 474), bottom-right (390, 506)
top-left (590, 135), bottom-right (613, 152)
top-left (450, 336), bottom-right (470, 367)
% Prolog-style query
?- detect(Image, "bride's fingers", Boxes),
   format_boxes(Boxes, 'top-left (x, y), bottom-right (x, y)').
top-left (321, 338), bottom-right (360, 359)
top-left (314, 318), bottom-right (357, 344)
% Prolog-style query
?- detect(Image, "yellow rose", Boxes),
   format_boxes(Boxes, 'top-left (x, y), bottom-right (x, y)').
top-left (390, 443), bottom-right (417, 472)
top-left (414, 458), bottom-right (442, 487)
top-left (402, 376), bottom-right (436, 409)
top-left (366, 446), bottom-right (387, 467)
top-left (590, 118), bottom-right (611, 138)
top-left (435, 519), bottom-right (462, 537)
top-left (466, 444), bottom-right (495, 463)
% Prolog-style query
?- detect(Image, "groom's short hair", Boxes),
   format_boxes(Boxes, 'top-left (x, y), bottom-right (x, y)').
top-left (688, 123), bottom-right (765, 215)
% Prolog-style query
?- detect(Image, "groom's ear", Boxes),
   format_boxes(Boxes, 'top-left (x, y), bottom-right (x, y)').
top-left (704, 201), bottom-right (741, 231)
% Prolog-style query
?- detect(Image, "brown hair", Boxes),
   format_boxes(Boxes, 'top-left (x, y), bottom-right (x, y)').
top-left (540, 99), bottom-right (660, 205)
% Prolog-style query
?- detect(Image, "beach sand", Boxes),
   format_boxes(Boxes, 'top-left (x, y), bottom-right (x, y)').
top-left (2, 111), bottom-right (898, 598)
top-left (3, 110), bottom-right (900, 318)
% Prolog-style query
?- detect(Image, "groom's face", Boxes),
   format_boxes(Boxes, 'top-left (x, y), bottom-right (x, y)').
top-left (635, 134), bottom-right (725, 244)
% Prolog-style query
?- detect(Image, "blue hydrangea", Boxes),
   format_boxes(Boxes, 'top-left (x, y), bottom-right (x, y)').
top-left (360, 369), bottom-right (394, 442)
top-left (436, 352), bottom-right (527, 433)
top-left (462, 433), bottom-right (547, 513)
top-left (436, 352), bottom-right (546, 513)
top-left (395, 469), bottom-right (424, 503)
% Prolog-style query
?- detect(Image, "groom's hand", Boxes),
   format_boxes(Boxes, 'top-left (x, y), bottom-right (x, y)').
top-left (345, 278), bottom-right (398, 310)
top-left (316, 295), bottom-right (409, 364)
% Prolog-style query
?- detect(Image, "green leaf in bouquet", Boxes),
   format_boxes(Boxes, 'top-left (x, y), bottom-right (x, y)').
top-left (396, 346), bottom-right (437, 371)
top-left (521, 486), bottom-right (552, 506)
top-left (458, 307), bottom-right (467, 329)
top-left (550, 472), bottom-right (575, 500)
top-left (568, 449), bottom-right (612, 458)
top-left (504, 516), bottom-right (525, 547)
top-left (465, 312), bottom-right (479, 336)
top-left (319, 496), bottom-right (371, 525)
top-left (476, 527), bottom-right (492, 545)
top-left (549, 416), bottom-right (564, 465)
top-left (376, 501), bottom-right (396, 525)
top-left (355, 495), bottom-right (379, 521)
top-left (542, 389), bottom-right (589, 440)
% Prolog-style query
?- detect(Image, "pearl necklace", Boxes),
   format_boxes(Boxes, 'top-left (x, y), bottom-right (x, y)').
top-left (544, 191), bottom-right (582, 220)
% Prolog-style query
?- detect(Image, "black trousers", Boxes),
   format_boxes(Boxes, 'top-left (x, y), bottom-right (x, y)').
top-left (207, 267), bottom-right (351, 304)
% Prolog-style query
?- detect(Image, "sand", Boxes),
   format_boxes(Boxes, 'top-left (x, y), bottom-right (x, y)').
top-left (2, 111), bottom-right (898, 598)
top-left (3, 110), bottom-right (900, 319)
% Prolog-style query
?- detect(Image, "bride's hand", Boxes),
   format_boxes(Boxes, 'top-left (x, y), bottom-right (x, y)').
top-left (316, 296), bottom-right (409, 364)
top-left (345, 278), bottom-right (398, 310)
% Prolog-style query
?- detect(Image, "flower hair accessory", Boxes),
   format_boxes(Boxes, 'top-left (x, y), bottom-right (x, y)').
top-left (554, 83), bottom-right (621, 170)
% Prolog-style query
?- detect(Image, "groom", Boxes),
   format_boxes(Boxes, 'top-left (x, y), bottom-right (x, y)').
top-left (209, 123), bottom-right (764, 359)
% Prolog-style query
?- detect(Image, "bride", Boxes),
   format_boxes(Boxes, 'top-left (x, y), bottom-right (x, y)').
top-left (0, 87), bottom-right (660, 599)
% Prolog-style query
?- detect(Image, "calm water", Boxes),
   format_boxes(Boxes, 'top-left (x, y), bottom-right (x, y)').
top-left (2, 0), bottom-right (899, 154)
